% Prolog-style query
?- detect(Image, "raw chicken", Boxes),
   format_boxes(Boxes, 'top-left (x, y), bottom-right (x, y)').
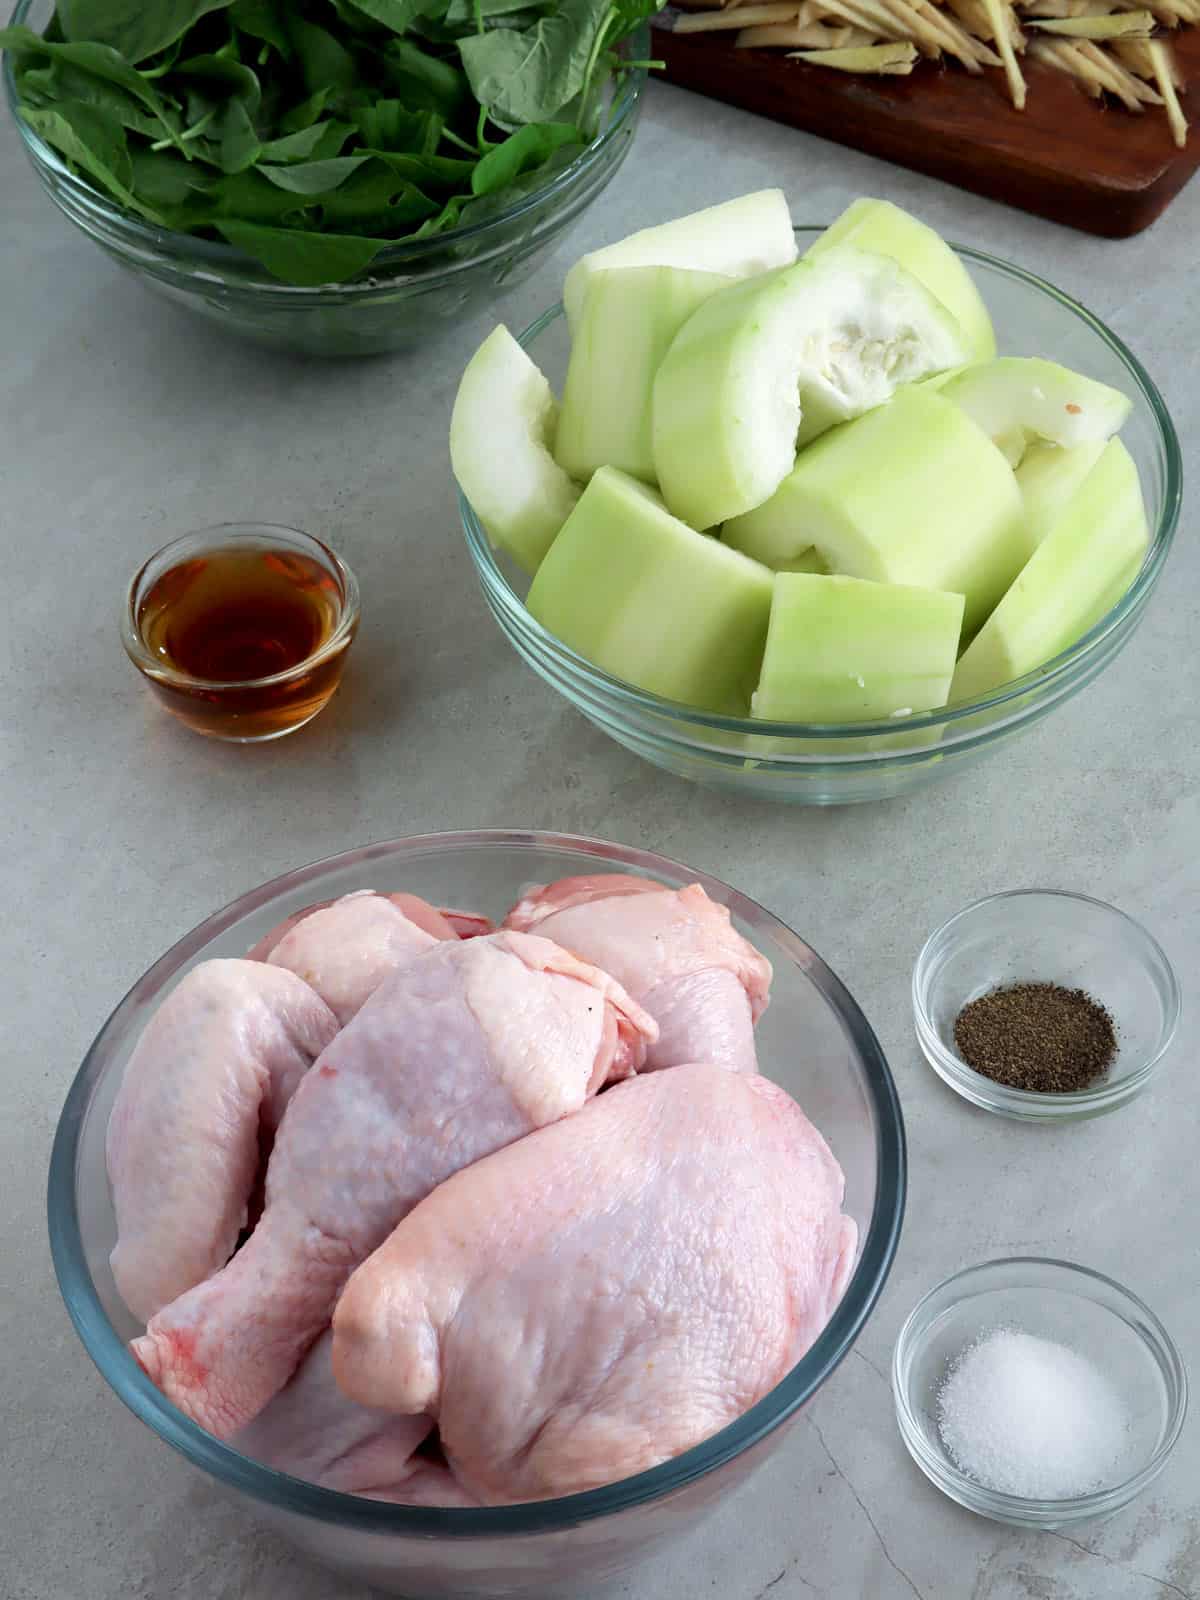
top-left (131, 932), bottom-right (657, 1439)
top-left (504, 875), bottom-right (772, 1074)
top-left (107, 960), bottom-right (339, 1323)
top-left (333, 1064), bottom-right (856, 1504)
top-left (262, 892), bottom-right (441, 1025)
top-left (248, 893), bottom-right (494, 964)
top-left (234, 1331), bottom-right (475, 1504)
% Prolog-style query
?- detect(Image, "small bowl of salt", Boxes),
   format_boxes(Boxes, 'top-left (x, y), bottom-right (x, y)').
top-left (892, 1257), bottom-right (1187, 1529)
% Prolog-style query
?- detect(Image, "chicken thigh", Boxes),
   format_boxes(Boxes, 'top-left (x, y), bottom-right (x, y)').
top-left (234, 1331), bottom-right (475, 1505)
top-left (505, 875), bottom-right (772, 1074)
top-left (333, 1064), bottom-right (857, 1504)
top-left (107, 960), bottom-right (339, 1323)
top-left (248, 893), bottom-right (493, 965)
top-left (262, 892), bottom-right (440, 1025)
top-left (132, 932), bottom-right (656, 1438)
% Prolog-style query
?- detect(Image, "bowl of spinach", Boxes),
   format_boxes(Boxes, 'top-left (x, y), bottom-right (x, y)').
top-left (1, 0), bottom-right (653, 355)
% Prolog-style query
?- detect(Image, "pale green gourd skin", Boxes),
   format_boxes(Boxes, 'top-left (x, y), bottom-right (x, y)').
top-left (723, 386), bottom-right (1027, 635)
top-left (561, 189), bottom-right (798, 334)
top-left (449, 325), bottom-right (580, 575)
top-left (752, 573), bottom-right (965, 722)
top-left (526, 467), bottom-right (775, 714)
top-left (806, 197), bottom-right (998, 362)
top-left (951, 437), bottom-right (1149, 703)
top-left (1016, 439), bottom-right (1107, 548)
top-left (938, 357), bottom-right (1132, 451)
top-left (651, 248), bottom-right (969, 531)
top-left (554, 265), bottom-right (733, 485)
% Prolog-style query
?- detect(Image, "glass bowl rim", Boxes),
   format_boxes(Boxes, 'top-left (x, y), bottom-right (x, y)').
top-left (2, 0), bottom-right (648, 283)
top-left (911, 888), bottom-right (1181, 1116)
top-left (48, 827), bottom-right (907, 1537)
top-left (119, 522), bottom-right (362, 691)
top-left (459, 229), bottom-right (1182, 742)
top-left (891, 1254), bottom-right (1189, 1520)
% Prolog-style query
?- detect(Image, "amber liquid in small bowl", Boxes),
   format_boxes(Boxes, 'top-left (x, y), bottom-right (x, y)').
top-left (125, 527), bottom-right (359, 742)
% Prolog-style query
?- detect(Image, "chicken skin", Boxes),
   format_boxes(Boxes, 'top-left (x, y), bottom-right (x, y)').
top-left (234, 1331), bottom-right (475, 1505)
top-left (107, 959), bottom-right (338, 1323)
top-left (505, 875), bottom-right (772, 1074)
top-left (131, 932), bottom-right (656, 1439)
top-left (333, 1064), bottom-right (856, 1504)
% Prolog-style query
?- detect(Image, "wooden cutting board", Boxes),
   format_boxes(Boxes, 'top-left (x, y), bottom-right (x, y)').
top-left (652, 13), bottom-right (1200, 235)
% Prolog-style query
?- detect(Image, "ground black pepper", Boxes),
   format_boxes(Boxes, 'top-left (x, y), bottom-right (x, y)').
top-left (952, 982), bottom-right (1117, 1093)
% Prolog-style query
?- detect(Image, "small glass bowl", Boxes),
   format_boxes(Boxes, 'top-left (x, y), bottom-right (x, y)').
top-left (121, 523), bottom-right (360, 743)
top-left (912, 890), bottom-right (1179, 1121)
top-left (892, 1257), bottom-right (1187, 1530)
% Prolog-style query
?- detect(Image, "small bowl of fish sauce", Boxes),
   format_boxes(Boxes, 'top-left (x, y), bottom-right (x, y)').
top-left (912, 890), bottom-right (1180, 1121)
top-left (122, 524), bottom-right (360, 742)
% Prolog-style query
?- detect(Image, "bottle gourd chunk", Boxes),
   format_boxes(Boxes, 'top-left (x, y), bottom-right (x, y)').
top-left (806, 196), bottom-right (997, 362)
top-left (562, 189), bottom-right (798, 335)
top-left (554, 265), bottom-right (733, 485)
top-left (951, 438), bottom-right (1149, 702)
top-left (652, 247), bottom-right (970, 531)
top-left (449, 326), bottom-right (580, 575)
top-left (526, 467), bottom-right (774, 715)
top-left (752, 573), bottom-right (965, 723)
top-left (723, 386), bottom-right (1028, 635)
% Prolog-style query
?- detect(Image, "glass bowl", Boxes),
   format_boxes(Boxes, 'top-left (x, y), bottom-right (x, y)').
top-left (3, 0), bottom-right (646, 357)
top-left (892, 1258), bottom-right (1187, 1530)
top-left (120, 522), bottom-right (360, 742)
top-left (49, 829), bottom-right (905, 1598)
top-left (912, 889), bottom-right (1180, 1121)
top-left (459, 230), bottom-right (1181, 805)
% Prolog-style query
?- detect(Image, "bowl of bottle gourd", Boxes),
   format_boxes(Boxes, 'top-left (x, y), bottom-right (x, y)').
top-left (453, 195), bottom-right (1180, 806)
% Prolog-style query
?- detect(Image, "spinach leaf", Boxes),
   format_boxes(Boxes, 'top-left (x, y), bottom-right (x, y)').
top-left (380, 39), bottom-right (469, 115)
top-left (0, 28), bottom-right (179, 125)
top-left (342, 0), bottom-right (445, 33)
top-left (129, 145), bottom-right (213, 207)
top-left (15, 59), bottom-right (177, 141)
top-left (288, 18), bottom-right (360, 94)
top-left (57, 0), bottom-right (235, 64)
top-left (209, 167), bottom-right (319, 218)
top-left (173, 52), bottom-right (263, 117)
top-left (258, 154), bottom-right (372, 193)
top-left (444, 0), bottom-right (548, 24)
top-left (349, 101), bottom-right (441, 154)
top-left (276, 87), bottom-right (333, 134)
top-left (316, 160), bottom-right (438, 228)
top-left (213, 219), bottom-right (387, 284)
top-left (258, 119), bottom-right (353, 161)
top-left (457, 0), bottom-right (611, 125)
top-left (459, 137), bottom-right (583, 221)
top-left (412, 193), bottom-right (466, 236)
top-left (21, 100), bottom-right (167, 223)
top-left (228, 0), bottom-right (292, 57)
top-left (360, 147), bottom-right (477, 189)
top-left (470, 119), bottom-right (579, 194)
top-left (217, 98), bottom-right (261, 172)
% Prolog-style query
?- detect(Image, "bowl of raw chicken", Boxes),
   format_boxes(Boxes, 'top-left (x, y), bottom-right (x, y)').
top-left (49, 830), bottom-right (905, 1597)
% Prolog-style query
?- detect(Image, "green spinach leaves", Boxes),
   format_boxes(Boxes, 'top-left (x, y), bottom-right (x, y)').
top-left (1, 0), bottom-right (657, 284)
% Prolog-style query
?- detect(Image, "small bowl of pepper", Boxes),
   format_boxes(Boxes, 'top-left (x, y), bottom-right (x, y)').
top-left (912, 890), bottom-right (1180, 1121)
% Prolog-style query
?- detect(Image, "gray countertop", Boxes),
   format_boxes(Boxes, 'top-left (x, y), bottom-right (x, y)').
top-left (3, 76), bottom-right (1197, 1600)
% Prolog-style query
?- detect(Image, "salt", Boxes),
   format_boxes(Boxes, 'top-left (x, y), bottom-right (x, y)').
top-left (936, 1326), bottom-right (1130, 1499)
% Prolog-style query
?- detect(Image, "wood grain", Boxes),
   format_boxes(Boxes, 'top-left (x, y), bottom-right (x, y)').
top-left (653, 15), bottom-right (1200, 235)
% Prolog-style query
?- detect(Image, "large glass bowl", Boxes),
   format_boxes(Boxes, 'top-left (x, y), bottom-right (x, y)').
top-left (3, 0), bottom-right (646, 356)
top-left (460, 233), bottom-right (1181, 804)
top-left (49, 830), bottom-right (905, 1598)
